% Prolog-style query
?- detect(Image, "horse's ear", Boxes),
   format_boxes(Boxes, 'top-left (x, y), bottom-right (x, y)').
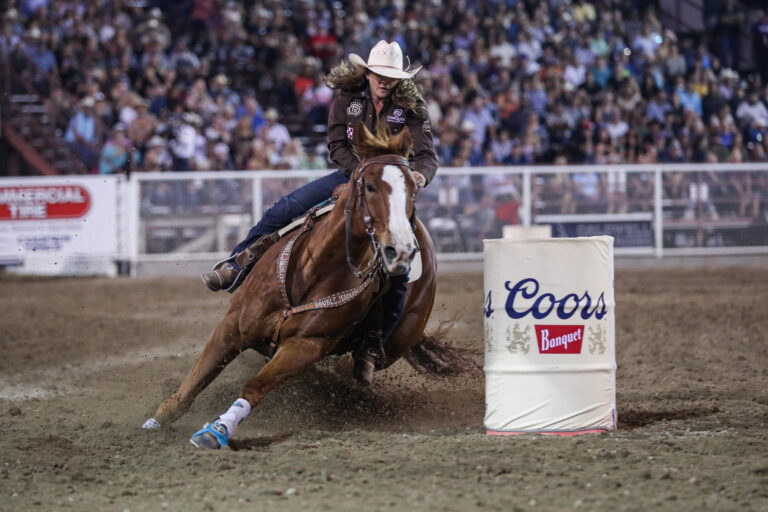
top-left (393, 125), bottom-right (413, 157)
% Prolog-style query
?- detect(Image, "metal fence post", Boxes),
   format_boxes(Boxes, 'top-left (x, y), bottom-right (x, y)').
top-left (124, 175), bottom-right (141, 276)
top-left (252, 173), bottom-right (263, 228)
top-left (654, 167), bottom-right (663, 258)
top-left (522, 168), bottom-right (532, 227)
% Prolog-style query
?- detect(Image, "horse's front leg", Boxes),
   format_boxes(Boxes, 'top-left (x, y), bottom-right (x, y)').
top-left (143, 311), bottom-right (249, 429)
top-left (188, 336), bottom-right (333, 449)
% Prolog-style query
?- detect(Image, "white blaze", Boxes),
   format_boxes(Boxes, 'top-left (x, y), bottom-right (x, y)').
top-left (382, 165), bottom-right (414, 246)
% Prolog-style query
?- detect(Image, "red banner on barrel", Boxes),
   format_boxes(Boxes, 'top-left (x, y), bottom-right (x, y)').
top-left (534, 325), bottom-right (584, 354)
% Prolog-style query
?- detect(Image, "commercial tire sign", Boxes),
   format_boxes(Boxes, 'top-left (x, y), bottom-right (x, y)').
top-left (0, 185), bottom-right (92, 220)
top-left (0, 177), bottom-right (119, 275)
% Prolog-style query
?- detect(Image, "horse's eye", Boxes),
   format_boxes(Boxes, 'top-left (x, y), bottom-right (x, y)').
top-left (366, 183), bottom-right (376, 193)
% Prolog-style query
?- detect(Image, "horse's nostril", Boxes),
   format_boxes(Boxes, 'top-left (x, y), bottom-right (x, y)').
top-left (383, 245), bottom-right (397, 261)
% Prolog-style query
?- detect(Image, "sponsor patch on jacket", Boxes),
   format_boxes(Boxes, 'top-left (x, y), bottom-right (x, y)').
top-left (347, 101), bottom-right (363, 117)
top-left (386, 108), bottom-right (406, 124)
top-left (346, 126), bottom-right (354, 140)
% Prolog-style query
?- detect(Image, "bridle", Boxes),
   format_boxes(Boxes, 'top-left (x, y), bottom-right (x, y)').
top-left (267, 153), bottom-right (417, 361)
top-left (344, 154), bottom-right (413, 278)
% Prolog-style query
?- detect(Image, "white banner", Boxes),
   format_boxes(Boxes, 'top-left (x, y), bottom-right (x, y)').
top-left (0, 176), bottom-right (120, 276)
top-left (483, 236), bottom-right (617, 435)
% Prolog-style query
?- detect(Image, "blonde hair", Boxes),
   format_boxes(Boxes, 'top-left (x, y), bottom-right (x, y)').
top-left (326, 60), bottom-right (426, 112)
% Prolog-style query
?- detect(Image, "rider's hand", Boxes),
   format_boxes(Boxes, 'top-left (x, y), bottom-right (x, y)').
top-left (413, 171), bottom-right (426, 188)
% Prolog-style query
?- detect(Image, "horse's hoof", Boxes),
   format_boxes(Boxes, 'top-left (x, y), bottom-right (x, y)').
top-left (142, 418), bottom-right (161, 430)
top-left (189, 422), bottom-right (229, 449)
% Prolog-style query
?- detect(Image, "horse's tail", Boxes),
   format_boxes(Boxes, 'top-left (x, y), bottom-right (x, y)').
top-left (405, 322), bottom-right (479, 374)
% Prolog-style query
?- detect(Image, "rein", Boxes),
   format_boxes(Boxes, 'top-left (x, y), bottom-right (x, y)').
top-left (268, 154), bottom-right (412, 360)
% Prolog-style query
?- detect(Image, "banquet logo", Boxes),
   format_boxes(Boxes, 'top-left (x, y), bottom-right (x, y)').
top-left (0, 185), bottom-right (91, 220)
top-left (534, 325), bottom-right (584, 354)
top-left (504, 278), bottom-right (607, 320)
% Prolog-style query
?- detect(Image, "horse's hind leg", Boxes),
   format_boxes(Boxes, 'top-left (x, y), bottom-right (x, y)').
top-left (144, 311), bottom-right (248, 428)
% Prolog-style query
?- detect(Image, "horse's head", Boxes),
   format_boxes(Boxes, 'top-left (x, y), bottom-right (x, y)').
top-left (352, 124), bottom-right (419, 276)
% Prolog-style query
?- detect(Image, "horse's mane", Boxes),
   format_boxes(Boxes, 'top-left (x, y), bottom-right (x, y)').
top-left (355, 124), bottom-right (413, 161)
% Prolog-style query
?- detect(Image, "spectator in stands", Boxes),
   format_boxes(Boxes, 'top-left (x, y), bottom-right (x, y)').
top-left (245, 137), bottom-right (273, 170)
top-left (169, 113), bottom-right (199, 171)
top-left (676, 77), bottom-right (703, 117)
top-left (142, 135), bottom-right (172, 172)
top-left (563, 51), bottom-right (587, 90)
top-left (23, 27), bottom-right (56, 94)
top-left (591, 56), bottom-right (612, 89)
top-left (633, 24), bottom-right (661, 60)
top-left (648, 90), bottom-right (671, 123)
top-left (209, 141), bottom-right (233, 170)
top-left (572, 170), bottom-right (603, 213)
top-left (301, 143), bottom-right (330, 170)
top-left (300, 71), bottom-right (334, 128)
top-left (136, 8), bottom-right (171, 52)
top-left (3, 0), bottom-right (768, 177)
top-left (736, 90), bottom-right (768, 131)
top-left (99, 123), bottom-right (138, 175)
top-left (261, 108), bottom-right (291, 155)
top-left (293, 57), bottom-right (321, 99)
top-left (64, 96), bottom-right (98, 170)
top-left (126, 98), bottom-right (158, 149)
top-left (463, 91), bottom-right (496, 151)
top-left (664, 44), bottom-right (687, 82)
top-left (236, 92), bottom-right (265, 134)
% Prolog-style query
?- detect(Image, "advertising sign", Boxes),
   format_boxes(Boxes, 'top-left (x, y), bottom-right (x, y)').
top-left (484, 236), bottom-right (617, 435)
top-left (0, 176), bottom-right (120, 276)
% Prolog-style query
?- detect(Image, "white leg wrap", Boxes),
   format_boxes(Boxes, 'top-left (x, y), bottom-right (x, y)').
top-left (217, 398), bottom-right (251, 437)
top-left (142, 418), bottom-right (161, 429)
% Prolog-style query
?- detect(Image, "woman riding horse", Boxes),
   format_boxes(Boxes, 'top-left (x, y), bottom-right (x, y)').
top-left (201, 41), bottom-right (438, 383)
top-left (143, 125), bottom-right (438, 449)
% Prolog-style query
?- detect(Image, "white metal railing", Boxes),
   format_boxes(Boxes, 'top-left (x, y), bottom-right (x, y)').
top-left (124, 163), bottom-right (768, 272)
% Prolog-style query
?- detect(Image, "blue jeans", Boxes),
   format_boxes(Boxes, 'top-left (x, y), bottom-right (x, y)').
top-left (232, 170), bottom-right (349, 255)
top-left (231, 170), bottom-right (407, 344)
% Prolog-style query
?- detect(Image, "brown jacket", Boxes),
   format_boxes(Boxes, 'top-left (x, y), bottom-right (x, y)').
top-left (327, 87), bottom-right (438, 184)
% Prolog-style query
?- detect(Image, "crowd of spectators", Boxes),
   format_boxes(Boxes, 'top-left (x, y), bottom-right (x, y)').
top-left (2, 0), bottom-right (768, 180)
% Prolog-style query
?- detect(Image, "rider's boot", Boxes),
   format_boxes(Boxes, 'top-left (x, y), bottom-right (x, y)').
top-left (353, 330), bottom-right (383, 385)
top-left (200, 263), bottom-right (238, 291)
top-left (201, 233), bottom-right (279, 292)
top-left (353, 348), bottom-right (376, 385)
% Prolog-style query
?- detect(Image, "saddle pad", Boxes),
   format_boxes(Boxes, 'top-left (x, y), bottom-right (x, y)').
top-left (277, 202), bottom-right (336, 237)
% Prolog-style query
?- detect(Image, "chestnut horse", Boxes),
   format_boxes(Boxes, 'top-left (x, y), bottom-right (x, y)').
top-left (142, 126), bottom-right (463, 448)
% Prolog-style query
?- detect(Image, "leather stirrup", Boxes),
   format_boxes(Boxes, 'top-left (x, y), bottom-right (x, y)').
top-left (233, 232), bottom-right (280, 270)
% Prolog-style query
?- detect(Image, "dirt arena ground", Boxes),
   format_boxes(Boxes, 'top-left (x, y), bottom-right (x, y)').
top-left (1, 266), bottom-right (767, 511)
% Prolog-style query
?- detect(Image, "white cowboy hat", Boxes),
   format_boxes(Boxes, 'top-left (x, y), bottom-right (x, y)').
top-left (349, 40), bottom-right (422, 80)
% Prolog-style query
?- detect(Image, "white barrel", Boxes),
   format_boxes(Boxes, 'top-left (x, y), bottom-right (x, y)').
top-left (483, 236), bottom-right (616, 435)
